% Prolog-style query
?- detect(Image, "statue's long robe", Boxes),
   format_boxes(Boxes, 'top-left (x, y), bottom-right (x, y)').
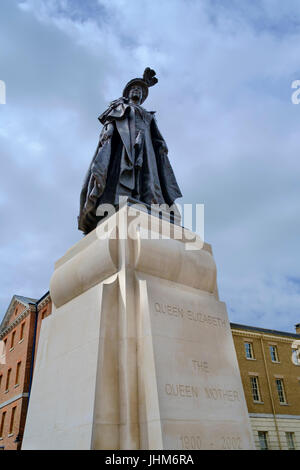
top-left (78, 99), bottom-right (182, 234)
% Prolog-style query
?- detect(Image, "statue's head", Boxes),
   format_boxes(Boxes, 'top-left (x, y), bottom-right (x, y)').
top-left (123, 68), bottom-right (158, 105)
top-left (128, 85), bottom-right (144, 105)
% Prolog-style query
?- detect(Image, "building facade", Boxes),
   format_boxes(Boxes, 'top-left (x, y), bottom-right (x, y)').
top-left (231, 323), bottom-right (300, 450)
top-left (0, 294), bottom-right (51, 450)
top-left (0, 291), bottom-right (299, 450)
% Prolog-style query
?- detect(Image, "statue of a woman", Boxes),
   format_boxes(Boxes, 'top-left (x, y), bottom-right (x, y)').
top-left (78, 68), bottom-right (182, 234)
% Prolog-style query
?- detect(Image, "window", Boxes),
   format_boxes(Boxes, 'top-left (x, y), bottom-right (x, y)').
top-left (286, 432), bottom-right (296, 450)
top-left (9, 406), bottom-right (16, 435)
top-left (244, 342), bottom-right (254, 359)
top-left (20, 322), bottom-right (25, 341)
top-left (10, 331), bottom-right (16, 349)
top-left (269, 345), bottom-right (279, 362)
top-left (250, 376), bottom-right (262, 402)
top-left (5, 369), bottom-right (11, 391)
top-left (275, 378), bottom-right (287, 404)
top-left (0, 412), bottom-right (6, 438)
top-left (0, 375), bottom-right (2, 390)
top-left (15, 362), bottom-right (21, 386)
top-left (258, 431), bottom-right (269, 450)
top-left (292, 348), bottom-right (300, 365)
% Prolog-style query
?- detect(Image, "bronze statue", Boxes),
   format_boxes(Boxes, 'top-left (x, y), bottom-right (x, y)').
top-left (78, 68), bottom-right (182, 234)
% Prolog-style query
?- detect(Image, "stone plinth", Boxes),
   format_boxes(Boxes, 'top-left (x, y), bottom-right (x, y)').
top-left (22, 205), bottom-right (254, 450)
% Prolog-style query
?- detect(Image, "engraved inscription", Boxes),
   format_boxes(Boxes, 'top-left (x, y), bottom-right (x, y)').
top-left (165, 383), bottom-right (200, 398)
top-left (192, 359), bottom-right (209, 374)
top-left (178, 434), bottom-right (242, 450)
top-left (205, 387), bottom-right (240, 402)
top-left (154, 303), bottom-right (184, 318)
top-left (154, 302), bottom-right (227, 328)
top-left (221, 436), bottom-right (242, 450)
top-left (179, 435), bottom-right (202, 450)
top-left (165, 383), bottom-right (241, 403)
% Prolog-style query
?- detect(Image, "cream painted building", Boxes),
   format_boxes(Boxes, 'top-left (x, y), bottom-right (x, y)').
top-left (231, 322), bottom-right (300, 450)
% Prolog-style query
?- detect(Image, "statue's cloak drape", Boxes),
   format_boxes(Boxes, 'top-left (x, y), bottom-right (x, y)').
top-left (78, 98), bottom-right (182, 234)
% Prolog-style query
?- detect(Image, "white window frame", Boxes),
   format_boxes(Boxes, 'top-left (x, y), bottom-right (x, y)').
top-left (269, 345), bottom-right (279, 362)
top-left (250, 376), bottom-right (261, 402)
top-left (275, 378), bottom-right (287, 404)
top-left (244, 342), bottom-right (254, 359)
top-left (286, 432), bottom-right (296, 450)
top-left (258, 431), bottom-right (269, 450)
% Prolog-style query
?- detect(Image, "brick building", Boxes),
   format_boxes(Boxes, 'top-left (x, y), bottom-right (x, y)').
top-left (0, 291), bottom-right (299, 450)
top-left (231, 323), bottom-right (300, 450)
top-left (0, 293), bottom-right (51, 450)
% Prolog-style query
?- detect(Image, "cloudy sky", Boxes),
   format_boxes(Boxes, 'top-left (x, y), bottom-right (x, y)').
top-left (0, 0), bottom-right (299, 332)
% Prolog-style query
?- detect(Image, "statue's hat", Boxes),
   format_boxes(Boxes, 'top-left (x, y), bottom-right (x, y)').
top-left (123, 67), bottom-right (158, 104)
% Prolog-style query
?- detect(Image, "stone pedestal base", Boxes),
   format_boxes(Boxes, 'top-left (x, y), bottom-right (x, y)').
top-left (22, 205), bottom-right (254, 450)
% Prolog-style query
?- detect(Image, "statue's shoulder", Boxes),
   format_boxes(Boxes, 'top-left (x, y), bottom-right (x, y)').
top-left (138, 105), bottom-right (156, 120)
top-left (139, 104), bottom-right (156, 114)
top-left (109, 97), bottom-right (127, 108)
top-left (98, 97), bottom-right (128, 124)
top-left (136, 106), bottom-right (156, 127)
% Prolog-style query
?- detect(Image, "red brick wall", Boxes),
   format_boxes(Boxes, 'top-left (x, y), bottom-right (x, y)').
top-left (0, 398), bottom-right (28, 450)
top-left (0, 303), bottom-right (36, 450)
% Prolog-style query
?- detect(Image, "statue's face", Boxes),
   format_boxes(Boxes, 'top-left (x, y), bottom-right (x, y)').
top-left (128, 85), bottom-right (143, 104)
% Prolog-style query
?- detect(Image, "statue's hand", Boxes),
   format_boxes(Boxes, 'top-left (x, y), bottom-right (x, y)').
top-left (100, 123), bottom-right (114, 142)
top-left (159, 142), bottom-right (168, 156)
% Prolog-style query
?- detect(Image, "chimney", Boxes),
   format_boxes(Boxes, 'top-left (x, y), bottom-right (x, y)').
top-left (295, 323), bottom-right (300, 335)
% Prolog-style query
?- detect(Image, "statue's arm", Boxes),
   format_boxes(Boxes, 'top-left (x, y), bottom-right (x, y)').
top-left (150, 117), bottom-right (168, 156)
top-left (99, 121), bottom-right (114, 143)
